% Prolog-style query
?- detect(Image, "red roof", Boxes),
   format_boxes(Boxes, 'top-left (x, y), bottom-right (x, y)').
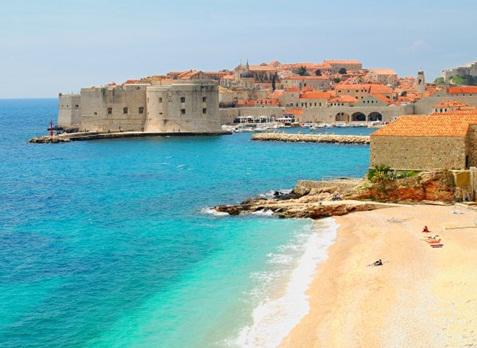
top-left (372, 114), bottom-right (477, 137)
top-left (300, 91), bottom-right (332, 99)
top-left (434, 100), bottom-right (469, 109)
top-left (448, 86), bottom-right (477, 95)
top-left (285, 107), bottom-right (304, 115)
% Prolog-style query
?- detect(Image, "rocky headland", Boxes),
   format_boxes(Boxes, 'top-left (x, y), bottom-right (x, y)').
top-left (213, 170), bottom-right (458, 219)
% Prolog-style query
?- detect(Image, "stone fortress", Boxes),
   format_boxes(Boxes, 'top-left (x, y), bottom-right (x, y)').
top-left (443, 61), bottom-right (477, 83)
top-left (58, 80), bottom-right (221, 134)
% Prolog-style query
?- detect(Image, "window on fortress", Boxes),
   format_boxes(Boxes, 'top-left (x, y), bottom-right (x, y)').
top-left (202, 108), bottom-right (207, 114)
top-left (202, 97), bottom-right (207, 102)
top-left (159, 97), bottom-right (163, 103)
top-left (139, 107), bottom-right (144, 114)
top-left (123, 107), bottom-right (128, 114)
top-left (107, 107), bottom-right (112, 115)
top-left (180, 97), bottom-right (186, 103)
top-left (181, 109), bottom-right (186, 115)
top-left (75, 104), bottom-right (79, 108)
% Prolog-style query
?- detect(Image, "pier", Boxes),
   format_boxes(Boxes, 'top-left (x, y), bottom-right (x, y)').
top-left (29, 130), bottom-right (231, 143)
top-left (251, 132), bottom-right (370, 144)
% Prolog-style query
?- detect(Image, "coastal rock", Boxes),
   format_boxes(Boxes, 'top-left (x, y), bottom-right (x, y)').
top-left (351, 170), bottom-right (455, 203)
top-left (212, 171), bottom-right (457, 221)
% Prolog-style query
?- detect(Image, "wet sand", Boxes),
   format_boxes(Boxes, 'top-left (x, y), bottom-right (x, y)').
top-left (280, 204), bottom-right (477, 348)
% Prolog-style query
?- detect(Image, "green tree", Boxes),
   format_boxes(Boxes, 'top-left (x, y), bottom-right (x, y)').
top-left (271, 73), bottom-right (277, 91)
top-left (294, 66), bottom-right (310, 76)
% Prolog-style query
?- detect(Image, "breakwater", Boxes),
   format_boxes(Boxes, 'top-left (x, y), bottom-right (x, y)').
top-left (251, 132), bottom-right (370, 144)
top-left (29, 130), bottom-right (231, 143)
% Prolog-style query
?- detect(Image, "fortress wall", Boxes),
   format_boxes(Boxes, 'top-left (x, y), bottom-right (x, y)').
top-left (58, 94), bottom-right (81, 127)
top-left (219, 107), bottom-right (284, 124)
top-left (145, 81), bottom-right (222, 133)
top-left (219, 104), bottom-right (410, 124)
top-left (79, 85), bottom-right (147, 132)
top-left (295, 105), bottom-right (408, 123)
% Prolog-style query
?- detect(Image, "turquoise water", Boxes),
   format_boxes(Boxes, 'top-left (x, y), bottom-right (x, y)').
top-left (0, 99), bottom-right (371, 347)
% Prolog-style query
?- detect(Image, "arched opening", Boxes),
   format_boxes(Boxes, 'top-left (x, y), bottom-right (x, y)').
top-left (335, 112), bottom-right (350, 123)
top-left (368, 112), bottom-right (383, 122)
top-left (351, 112), bottom-right (366, 122)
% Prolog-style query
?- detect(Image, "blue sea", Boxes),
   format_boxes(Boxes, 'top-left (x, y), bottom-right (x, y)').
top-left (0, 99), bottom-right (371, 348)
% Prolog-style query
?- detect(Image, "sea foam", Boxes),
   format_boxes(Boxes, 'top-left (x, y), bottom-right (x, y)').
top-left (200, 207), bottom-right (229, 216)
top-left (232, 218), bottom-right (337, 348)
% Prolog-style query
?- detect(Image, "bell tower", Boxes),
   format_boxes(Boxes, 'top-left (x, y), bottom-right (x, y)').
top-left (416, 71), bottom-right (426, 93)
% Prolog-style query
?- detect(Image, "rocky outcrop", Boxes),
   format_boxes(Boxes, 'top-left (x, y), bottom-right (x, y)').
top-left (293, 179), bottom-right (362, 198)
top-left (211, 171), bottom-right (457, 220)
top-left (215, 199), bottom-right (391, 219)
top-left (252, 133), bottom-right (370, 144)
top-left (213, 178), bottom-right (392, 219)
top-left (350, 170), bottom-right (456, 203)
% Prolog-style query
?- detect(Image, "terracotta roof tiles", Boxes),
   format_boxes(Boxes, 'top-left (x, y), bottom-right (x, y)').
top-left (448, 86), bottom-right (477, 95)
top-left (372, 114), bottom-right (477, 137)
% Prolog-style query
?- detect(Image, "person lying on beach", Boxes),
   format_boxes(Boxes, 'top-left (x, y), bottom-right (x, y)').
top-left (369, 259), bottom-right (383, 267)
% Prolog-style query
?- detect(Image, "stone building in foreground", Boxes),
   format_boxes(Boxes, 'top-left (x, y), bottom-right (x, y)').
top-left (370, 113), bottom-right (477, 170)
top-left (58, 80), bottom-right (222, 133)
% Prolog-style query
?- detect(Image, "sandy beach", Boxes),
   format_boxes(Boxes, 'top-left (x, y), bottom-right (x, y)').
top-left (280, 204), bottom-right (477, 348)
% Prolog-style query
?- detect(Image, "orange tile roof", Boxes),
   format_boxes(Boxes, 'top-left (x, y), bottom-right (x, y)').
top-left (270, 89), bottom-right (285, 98)
top-left (434, 100), bottom-right (469, 109)
top-left (236, 99), bottom-right (256, 106)
top-left (299, 90), bottom-right (332, 99)
top-left (448, 86), bottom-right (477, 95)
top-left (285, 107), bottom-right (304, 115)
top-left (329, 95), bottom-right (357, 104)
top-left (285, 87), bottom-right (300, 93)
top-left (371, 93), bottom-right (392, 104)
top-left (372, 114), bottom-right (477, 137)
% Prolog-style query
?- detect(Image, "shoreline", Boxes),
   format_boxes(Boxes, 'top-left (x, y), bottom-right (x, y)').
top-left (231, 219), bottom-right (338, 348)
top-left (279, 204), bottom-right (477, 347)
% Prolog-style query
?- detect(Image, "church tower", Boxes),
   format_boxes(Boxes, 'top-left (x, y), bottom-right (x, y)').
top-left (416, 71), bottom-right (426, 93)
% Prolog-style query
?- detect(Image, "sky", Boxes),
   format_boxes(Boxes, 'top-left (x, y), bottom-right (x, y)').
top-left (1, 0), bottom-right (476, 98)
